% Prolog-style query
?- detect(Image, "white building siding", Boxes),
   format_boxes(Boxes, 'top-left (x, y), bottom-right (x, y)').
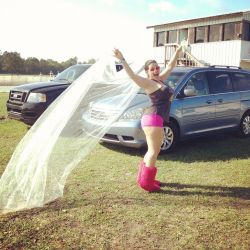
top-left (152, 41), bottom-right (247, 67)
top-left (191, 41), bottom-right (242, 66)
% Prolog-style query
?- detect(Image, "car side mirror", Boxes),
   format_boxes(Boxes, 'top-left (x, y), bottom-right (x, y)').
top-left (184, 87), bottom-right (197, 97)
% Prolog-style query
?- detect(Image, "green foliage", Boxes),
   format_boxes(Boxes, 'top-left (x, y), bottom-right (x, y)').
top-left (0, 50), bottom-right (96, 75)
top-left (61, 57), bottom-right (78, 69)
top-left (87, 58), bottom-right (96, 64)
top-left (42, 58), bottom-right (62, 75)
top-left (74, 58), bottom-right (96, 64)
top-left (24, 57), bottom-right (40, 74)
top-left (0, 52), bottom-right (24, 74)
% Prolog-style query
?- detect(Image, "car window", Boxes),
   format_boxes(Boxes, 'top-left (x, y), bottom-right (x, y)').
top-left (232, 73), bottom-right (250, 91)
top-left (184, 72), bottom-right (209, 96)
top-left (66, 70), bottom-right (76, 82)
top-left (207, 72), bottom-right (233, 94)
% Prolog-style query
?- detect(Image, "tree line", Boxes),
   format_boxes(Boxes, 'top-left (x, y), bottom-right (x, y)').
top-left (0, 51), bottom-right (96, 75)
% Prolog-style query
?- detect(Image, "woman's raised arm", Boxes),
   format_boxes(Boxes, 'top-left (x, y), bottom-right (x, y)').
top-left (160, 45), bottom-right (182, 81)
top-left (113, 48), bottom-right (155, 90)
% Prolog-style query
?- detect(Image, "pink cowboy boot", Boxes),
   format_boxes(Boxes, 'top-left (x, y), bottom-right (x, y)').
top-left (138, 164), bottom-right (160, 192)
top-left (137, 161), bottom-right (161, 186)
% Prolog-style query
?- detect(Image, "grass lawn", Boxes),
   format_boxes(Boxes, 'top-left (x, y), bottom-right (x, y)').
top-left (0, 92), bottom-right (249, 249)
top-left (0, 93), bottom-right (8, 118)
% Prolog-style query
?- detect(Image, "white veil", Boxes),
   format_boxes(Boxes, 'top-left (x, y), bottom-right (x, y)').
top-left (0, 56), bottom-right (143, 213)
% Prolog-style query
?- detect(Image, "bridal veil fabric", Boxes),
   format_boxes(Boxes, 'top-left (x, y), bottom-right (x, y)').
top-left (0, 56), bottom-right (143, 213)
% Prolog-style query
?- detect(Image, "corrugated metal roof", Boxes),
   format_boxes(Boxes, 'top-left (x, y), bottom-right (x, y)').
top-left (147, 10), bottom-right (250, 29)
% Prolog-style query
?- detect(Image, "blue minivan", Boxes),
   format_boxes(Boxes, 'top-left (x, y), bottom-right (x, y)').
top-left (88, 66), bottom-right (250, 152)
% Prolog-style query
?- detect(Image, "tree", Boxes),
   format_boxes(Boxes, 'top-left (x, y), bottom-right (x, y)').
top-left (0, 50), bottom-right (96, 75)
top-left (39, 59), bottom-right (62, 75)
top-left (87, 58), bottom-right (96, 64)
top-left (62, 57), bottom-right (78, 69)
top-left (24, 57), bottom-right (40, 74)
top-left (1, 51), bottom-right (24, 73)
top-left (39, 59), bottom-right (50, 74)
top-left (46, 59), bottom-right (62, 75)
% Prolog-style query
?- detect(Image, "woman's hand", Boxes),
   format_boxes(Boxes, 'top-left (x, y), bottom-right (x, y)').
top-left (176, 44), bottom-right (182, 53)
top-left (113, 48), bottom-right (124, 61)
top-left (180, 39), bottom-right (189, 53)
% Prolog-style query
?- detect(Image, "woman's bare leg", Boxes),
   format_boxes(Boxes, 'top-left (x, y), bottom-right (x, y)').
top-left (142, 126), bottom-right (164, 167)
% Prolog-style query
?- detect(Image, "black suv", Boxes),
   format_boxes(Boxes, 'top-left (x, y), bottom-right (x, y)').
top-left (6, 64), bottom-right (122, 125)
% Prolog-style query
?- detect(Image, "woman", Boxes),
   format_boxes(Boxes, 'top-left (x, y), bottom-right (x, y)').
top-left (113, 45), bottom-right (182, 192)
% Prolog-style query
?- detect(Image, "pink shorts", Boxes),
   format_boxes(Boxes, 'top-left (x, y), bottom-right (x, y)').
top-left (141, 114), bottom-right (163, 127)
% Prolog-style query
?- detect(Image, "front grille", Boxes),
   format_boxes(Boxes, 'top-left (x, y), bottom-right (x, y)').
top-left (8, 108), bottom-right (21, 114)
top-left (90, 108), bottom-right (118, 120)
top-left (9, 91), bottom-right (27, 104)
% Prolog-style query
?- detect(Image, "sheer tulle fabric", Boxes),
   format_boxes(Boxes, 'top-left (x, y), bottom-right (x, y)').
top-left (0, 57), bottom-right (142, 213)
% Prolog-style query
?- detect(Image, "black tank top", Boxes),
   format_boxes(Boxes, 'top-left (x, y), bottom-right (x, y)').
top-left (143, 81), bottom-right (174, 122)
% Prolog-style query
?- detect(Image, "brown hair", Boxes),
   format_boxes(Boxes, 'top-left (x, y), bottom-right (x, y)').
top-left (144, 60), bottom-right (157, 71)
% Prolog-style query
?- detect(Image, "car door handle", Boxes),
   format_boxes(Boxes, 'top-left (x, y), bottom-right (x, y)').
top-left (206, 100), bottom-right (213, 104)
top-left (217, 99), bottom-right (223, 103)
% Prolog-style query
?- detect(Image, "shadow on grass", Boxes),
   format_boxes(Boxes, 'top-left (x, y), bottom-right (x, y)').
top-left (101, 132), bottom-right (250, 162)
top-left (3, 183), bottom-right (249, 219)
top-left (15, 183), bottom-right (250, 217)
top-left (158, 182), bottom-right (250, 200)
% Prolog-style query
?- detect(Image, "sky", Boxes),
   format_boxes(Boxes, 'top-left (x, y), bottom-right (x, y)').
top-left (1, 0), bottom-right (250, 62)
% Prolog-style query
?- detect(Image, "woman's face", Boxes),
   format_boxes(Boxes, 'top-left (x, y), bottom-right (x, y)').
top-left (147, 63), bottom-right (160, 78)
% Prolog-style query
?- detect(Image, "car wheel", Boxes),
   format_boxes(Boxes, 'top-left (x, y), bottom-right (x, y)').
top-left (239, 112), bottom-right (250, 137)
top-left (160, 121), bottom-right (179, 153)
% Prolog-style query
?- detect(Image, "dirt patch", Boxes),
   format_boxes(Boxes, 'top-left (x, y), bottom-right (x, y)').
top-left (0, 115), bottom-right (7, 120)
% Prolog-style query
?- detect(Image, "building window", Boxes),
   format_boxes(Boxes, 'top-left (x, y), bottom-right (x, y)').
top-left (243, 22), bottom-right (250, 41)
top-left (209, 24), bottom-right (221, 42)
top-left (223, 22), bottom-right (238, 41)
top-left (247, 22), bottom-right (250, 41)
top-left (179, 29), bottom-right (188, 43)
top-left (195, 26), bottom-right (205, 43)
top-left (156, 32), bottom-right (165, 46)
top-left (168, 30), bottom-right (177, 43)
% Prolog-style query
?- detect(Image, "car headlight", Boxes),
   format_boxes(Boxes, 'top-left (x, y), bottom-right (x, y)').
top-left (119, 107), bottom-right (144, 121)
top-left (27, 93), bottom-right (47, 103)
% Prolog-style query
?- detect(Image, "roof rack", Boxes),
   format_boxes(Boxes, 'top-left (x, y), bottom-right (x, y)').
top-left (210, 65), bottom-right (242, 69)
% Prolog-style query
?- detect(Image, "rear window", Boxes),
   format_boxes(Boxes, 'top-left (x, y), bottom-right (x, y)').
top-left (232, 73), bottom-right (250, 91)
top-left (207, 72), bottom-right (233, 94)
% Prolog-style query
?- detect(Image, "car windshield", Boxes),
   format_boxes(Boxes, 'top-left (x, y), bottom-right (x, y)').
top-left (138, 70), bottom-right (186, 94)
top-left (53, 64), bottom-right (91, 83)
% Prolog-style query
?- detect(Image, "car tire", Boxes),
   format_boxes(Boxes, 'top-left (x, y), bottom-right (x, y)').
top-left (239, 112), bottom-right (250, 137)
top-left (160, 121), bottom-right (179, 154)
